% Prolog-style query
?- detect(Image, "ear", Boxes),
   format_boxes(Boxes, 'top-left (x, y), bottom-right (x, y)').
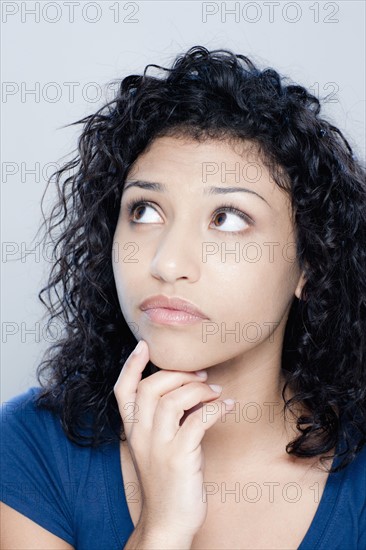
top-left (295, 270), bottom-right (307, 301)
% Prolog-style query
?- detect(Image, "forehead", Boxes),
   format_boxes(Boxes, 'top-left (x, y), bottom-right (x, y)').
top-left (128, 135), bottom-right (264, 173)
top-left (126, 135), bottom-right (290, 216)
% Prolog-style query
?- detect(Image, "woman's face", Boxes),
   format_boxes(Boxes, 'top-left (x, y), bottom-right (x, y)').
top-left (112, 135), bottom-right (305, 372)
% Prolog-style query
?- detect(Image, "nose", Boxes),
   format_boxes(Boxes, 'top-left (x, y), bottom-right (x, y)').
top-left (149, 222), bottom-right (201, 284)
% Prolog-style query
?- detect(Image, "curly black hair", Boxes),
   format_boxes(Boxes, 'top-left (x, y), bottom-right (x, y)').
top-left (32, 45), bottom-right (366, 474)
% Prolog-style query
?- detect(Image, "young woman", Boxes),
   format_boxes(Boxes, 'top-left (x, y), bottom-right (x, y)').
top-left (1, 45), bottom-right (365, 549)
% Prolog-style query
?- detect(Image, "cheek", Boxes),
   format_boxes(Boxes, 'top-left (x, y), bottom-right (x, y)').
top-left (111, 241), bottom-right (136, 315)
top-left (216, 253), bottom-right (297, 324)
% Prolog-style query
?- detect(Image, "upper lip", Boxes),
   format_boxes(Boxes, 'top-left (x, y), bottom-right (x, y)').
top-left (140, 295), bottom-right (208, 319)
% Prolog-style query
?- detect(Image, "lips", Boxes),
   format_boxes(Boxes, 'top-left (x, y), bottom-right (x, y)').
top-left (140, 295), bottom-right (208, 319)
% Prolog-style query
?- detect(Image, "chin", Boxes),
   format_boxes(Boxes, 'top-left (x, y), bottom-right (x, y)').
top-left (145, 340), bottom-right (205, 373)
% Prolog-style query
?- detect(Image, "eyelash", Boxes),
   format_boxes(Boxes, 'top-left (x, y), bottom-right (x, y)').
top-left (124, 195), bottom-right (253, 236)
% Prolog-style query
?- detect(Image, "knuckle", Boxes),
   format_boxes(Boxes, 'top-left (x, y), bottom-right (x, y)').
top-left (128, 431), bottom-right (141, 450)
top-left (159, 393), bottom-right (176, 408)
top-left (113, 382), bottom-right (122, 399)
top-left (136, 378), bottom-right (151, 396)
top-left (185, 413), bottom-right (204, 433)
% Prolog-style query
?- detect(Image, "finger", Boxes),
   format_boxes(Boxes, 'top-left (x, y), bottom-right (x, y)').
top-left (114, 340), bottom-right (208, 436)
top-left (132, 370), bottom-right (209, 434)
top-left (176, 399), bottom-right (236, 453)
top-left (113, 340), bottom-right (149, 431)
top-left (151, 382), bottom-right (224, 442)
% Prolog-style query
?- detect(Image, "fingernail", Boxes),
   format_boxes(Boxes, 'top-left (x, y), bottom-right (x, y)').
top-left (223, 398), bottom-right (236, 406)
top-left (209, 384), bottom-right (222, 393)
top-left (134, 340), bottom-right (144, 355)
top-left (195, 370), bottom-right (207, 378)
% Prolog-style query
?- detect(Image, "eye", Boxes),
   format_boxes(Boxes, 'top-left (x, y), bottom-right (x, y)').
top-left (126, 199), bottom-right (162, 224)
top-left (125, 197), bottom-right (253, 235)
top-left (211, 205), bottom-right (252, 235)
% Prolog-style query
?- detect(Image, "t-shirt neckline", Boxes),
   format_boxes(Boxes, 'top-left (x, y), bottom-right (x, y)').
top-left (297, 440), bottom-right (345, 548)
top-left (105, 435), bottom-right (346, 549)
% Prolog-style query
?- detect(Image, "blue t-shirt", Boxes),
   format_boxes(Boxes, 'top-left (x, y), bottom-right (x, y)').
top-left (1, 386), bottom-right (365, 549)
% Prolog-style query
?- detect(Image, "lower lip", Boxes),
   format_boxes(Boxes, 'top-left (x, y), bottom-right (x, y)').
top-left (142, 308), bottom-right (206, 325)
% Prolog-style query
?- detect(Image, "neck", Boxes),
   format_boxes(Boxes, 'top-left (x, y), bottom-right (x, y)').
top-left (201, 337), bottom-right (300, 466)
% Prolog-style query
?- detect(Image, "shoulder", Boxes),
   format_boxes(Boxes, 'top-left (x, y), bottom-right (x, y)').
top-left (1, 384), bottom-right (78, 488)
top-left (1, 387), bottom-right (130, 549)
top-left (1, 387), bottom-right (78, 545)
top-left (342, 441), bottom-right (366, 485)
top-left (1, 386), bottom-right (71, 456)
top-left (1, 385), bottom-right (55, 417)
top-left (333, 432), bottom-right (366, 534)
top-left (1, 385), bottom-right (102, 482)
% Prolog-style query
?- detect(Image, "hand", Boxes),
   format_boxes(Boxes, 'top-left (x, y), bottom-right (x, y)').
top-left (114, 339), bottom-right (235, 540)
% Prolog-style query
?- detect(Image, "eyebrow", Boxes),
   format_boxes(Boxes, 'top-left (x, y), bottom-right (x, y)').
top-left (123, 179), bottom-right (271, 207)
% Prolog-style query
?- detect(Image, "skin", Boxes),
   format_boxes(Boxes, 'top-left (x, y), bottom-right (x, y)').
top-left (112, 134), bottom-right (307, 466)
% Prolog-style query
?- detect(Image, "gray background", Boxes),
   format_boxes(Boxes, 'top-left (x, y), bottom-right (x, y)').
top-left (1, 0), bottom-right (365, 402)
